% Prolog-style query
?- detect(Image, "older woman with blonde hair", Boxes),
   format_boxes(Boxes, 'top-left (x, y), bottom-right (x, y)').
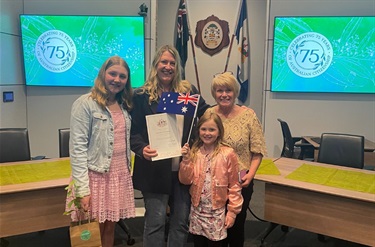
top-left (206, 71), bottom-right (267, 247)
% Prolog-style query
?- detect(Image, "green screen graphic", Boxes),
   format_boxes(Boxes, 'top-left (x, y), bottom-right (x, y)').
top-left (271, 16), bottom-right (375, 93)
top-left (20, 15), bottom-right (145, 87)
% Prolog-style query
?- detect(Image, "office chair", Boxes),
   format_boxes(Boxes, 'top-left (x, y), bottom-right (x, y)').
top-left (0, 128), bottom-right (31, 163)
top-left (277, 118), bottom-right (314, 160)
top-left (315, 133), bottom-right (364, 242)
top-left (58, 128), bottom-right (136, 245)
top-left (317, 133), bottom-right (364, 169)
top-left (259, 119), bottom-right (315, 245)
top-left (58, 128), bottom-right (70, 158)
top-left (0, 128), bottom-right (45, 246)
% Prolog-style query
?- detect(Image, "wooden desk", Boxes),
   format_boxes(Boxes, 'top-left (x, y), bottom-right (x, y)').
top-left (255, 157), bottom-right (375, 246)
top-left (0, 158), bottom-right (71, 237)
top-left (302, 135), bottom-right (375, 152)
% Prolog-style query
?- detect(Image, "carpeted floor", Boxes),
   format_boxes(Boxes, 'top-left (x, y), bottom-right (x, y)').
top-left (2, 181), bottom-right (370, 247)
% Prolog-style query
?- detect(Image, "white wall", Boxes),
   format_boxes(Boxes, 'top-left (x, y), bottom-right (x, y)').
top-left (157, 0), bottom-right (267, 115)
top-left (263, 0), bottom-right (375, 157)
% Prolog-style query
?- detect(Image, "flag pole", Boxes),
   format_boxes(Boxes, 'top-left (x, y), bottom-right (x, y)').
top-left (187, 95), bottom-right (200, 143)
top-left (224, 35), bottom-right (235, 72)
top-left (223, 0), bottom-right (242, 72)
top-left (185, 0), bottom-right (201, 92)
top-left (189, 34), bottom-right (201, 92)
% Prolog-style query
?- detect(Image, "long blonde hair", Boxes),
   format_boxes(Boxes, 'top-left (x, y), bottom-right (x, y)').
top-left (138, 45), bottom-right (191, 104)
top-left (189, 111), bottom-right (230, 162)
top-left (91, 56), bottom-right (133, 111)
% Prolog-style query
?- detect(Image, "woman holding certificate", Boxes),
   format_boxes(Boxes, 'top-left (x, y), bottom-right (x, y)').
top-left (130, 45), bottom-right (209, 247)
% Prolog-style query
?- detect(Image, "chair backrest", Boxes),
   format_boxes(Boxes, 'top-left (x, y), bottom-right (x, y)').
top-left (317, 133), bottom-right (364, 169)
top-left (277, 118), bottom-right (295, 158)
top-left (58, 128), bottom-right (70, 158)
top-left (0, 128), bottom-right (31, 163)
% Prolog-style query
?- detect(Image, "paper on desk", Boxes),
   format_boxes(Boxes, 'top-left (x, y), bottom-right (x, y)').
top-left (286, 164), bottom-right (375, 194)
top-left (0, 159), bottom-right (71, 186)
top-left (256, 158), bottom-right (281, 175)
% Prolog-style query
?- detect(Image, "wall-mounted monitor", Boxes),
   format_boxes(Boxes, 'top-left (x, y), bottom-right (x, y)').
top-left (20, 15), bottom-right (145, 87)
top-left (270, 16), bottom-right (375, 93)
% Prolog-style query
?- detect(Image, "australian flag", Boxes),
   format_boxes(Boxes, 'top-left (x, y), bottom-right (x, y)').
top-left (157, 92), bottom-right (200, 117)
top-left (175, 0), bottom-right (189, 73)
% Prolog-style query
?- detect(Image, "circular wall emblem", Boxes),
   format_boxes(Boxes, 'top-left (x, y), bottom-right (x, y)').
top-left (201, 21), bottom-right (223, 50)
top-left (80, 229), bottom-right (91, 241)
top-left (35, 30), bottom-right (77, 73)
top-left (286, 32), bottom-right (333, 78)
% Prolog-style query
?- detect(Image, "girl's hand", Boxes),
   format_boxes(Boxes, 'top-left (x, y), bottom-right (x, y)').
top-left (80, 195), bottom-right (91, 211)
top-left (224, 214), bottom-right (235, 229)
top-left (181, 143), bottom-right (190, 160)
top-left (143, 145), bottom-right (158, 160)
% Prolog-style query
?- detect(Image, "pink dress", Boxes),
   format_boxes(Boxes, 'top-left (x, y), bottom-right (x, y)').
top-left (67, 110), bottom-right (135, 223)
top-left (188, 154), bottom-right (226, 241)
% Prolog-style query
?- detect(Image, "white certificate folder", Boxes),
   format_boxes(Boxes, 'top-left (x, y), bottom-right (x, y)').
top-left (146, 113), bottom-right (182, 161)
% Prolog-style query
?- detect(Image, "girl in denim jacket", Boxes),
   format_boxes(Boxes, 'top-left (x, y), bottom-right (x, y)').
top-left (66, 56), bottom-right (135, 247)
top-left (179, 111), bottom-right (243, 247)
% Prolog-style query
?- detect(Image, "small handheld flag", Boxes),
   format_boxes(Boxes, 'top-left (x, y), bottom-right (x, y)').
top-left (157, 92), bottom-right (200, 117)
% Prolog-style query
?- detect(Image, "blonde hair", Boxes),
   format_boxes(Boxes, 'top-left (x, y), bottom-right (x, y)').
top-left (211, 72), bottom-right (240, 99)
top-left (138, 45), bottom-right (191, 104)
top-left (189, 111), bottom-right (230, 162)
top-left (90, 56), bottom-right (133, 111)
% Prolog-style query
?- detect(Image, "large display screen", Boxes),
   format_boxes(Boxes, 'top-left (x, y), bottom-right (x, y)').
top-left (270, 16), bottom-right (375, 93)
top-left (20, 15), bottom-right (145, 87)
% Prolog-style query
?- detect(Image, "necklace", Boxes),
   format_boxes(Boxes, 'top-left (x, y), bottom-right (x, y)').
top-left (160, 84), bottom-right (171, 92)
top-left (203, 146), bottom-right (214, 160)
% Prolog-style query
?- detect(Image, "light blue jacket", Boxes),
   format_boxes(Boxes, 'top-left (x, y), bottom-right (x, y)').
top-left (70, 93), bottom-right (131, 197)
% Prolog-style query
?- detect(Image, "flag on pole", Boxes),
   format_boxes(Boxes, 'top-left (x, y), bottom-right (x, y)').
top-left (157, 92), bottom-right (200, 117)
top-left (175, 0), bottom-right (189, 75)
top-left (235, 0), bottom-right (250, 103)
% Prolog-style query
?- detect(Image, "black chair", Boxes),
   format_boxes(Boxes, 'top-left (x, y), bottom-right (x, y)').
top-left (0, 128), bottom-right (31, 163)
top-left (0, 128), bottom-right (45, 245)
top-left (58, 128), bottom-right (70, 158)
top-left (259, 119), bottom-right (315, 245)
top-left (58, 128), bottom-right (135, 245)
top-left (315, 133), bottom-right (364, 242)
top-left (277, 118), bottom-right (314, 160)
top-left (317, 133), bottom-right (364, 169)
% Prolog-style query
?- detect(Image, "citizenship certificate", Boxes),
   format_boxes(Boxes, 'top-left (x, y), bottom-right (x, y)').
top-left (146, 113), bottom-right (182, 161)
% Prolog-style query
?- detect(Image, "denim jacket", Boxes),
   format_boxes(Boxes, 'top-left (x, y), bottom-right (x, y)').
top-left (179, 145), bottom-right (243, 219)
top-left (70, 93), bottom-right (131, 197)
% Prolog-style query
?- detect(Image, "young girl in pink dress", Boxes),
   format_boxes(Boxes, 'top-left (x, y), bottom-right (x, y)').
top-left (179, 111), bottom-right (243, 247)
top-left (66, 56), bottom-right (135, 247)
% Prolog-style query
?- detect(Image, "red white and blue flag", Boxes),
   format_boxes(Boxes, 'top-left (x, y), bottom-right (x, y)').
top-left (235, 0), bottom-right (250, 103)
top-left (157, 92), bottom-right (200, 117)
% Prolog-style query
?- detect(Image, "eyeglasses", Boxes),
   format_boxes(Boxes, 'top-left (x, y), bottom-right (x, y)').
top-left (213, 71), bottom-right (233, 78)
